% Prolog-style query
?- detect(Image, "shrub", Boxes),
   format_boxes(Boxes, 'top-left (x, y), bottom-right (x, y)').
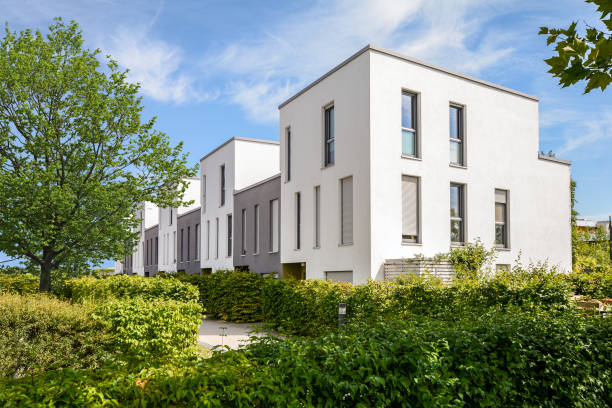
top-left (91, 297), bottom-right (202, 366)
top-left (566, 270), bottom-right (612, 298)
top-left (0, 273), bottom-right (39, 294)
top-left (180, 270), bottom-right (263, 322)
top-left (447, 239), bottom-right (496, 281)
top-left (62, 274), bottom-right (199, 304)
top-left (0, 294), bottom-right (111, 378)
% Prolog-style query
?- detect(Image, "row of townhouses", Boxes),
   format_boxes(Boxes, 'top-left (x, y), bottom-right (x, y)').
top-left (115, 45), bottom-right (572, 284)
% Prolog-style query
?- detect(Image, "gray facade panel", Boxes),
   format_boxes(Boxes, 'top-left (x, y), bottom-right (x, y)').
top-left (177, 208), bottom-right (202, 275)
top-left (144, 225), bottom-right (158, 277)
top-left (233, 175), bottom-right (281, 275)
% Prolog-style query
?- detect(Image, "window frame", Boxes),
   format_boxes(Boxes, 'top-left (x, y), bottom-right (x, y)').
top-left (254, 204), bottom-right (259, 254)
top-left (340, 176), bottom-right (353, 246)
top-left (495, 189), bottom-right (509, 248)
top-left (450, 183), bottom-right (466, 245)
top-left (285, 127), bottom-right (291, 182)
top-left (323, 104), bottom-right (335, 167)
top-left (401, 175), bottom-right (421, 244)
top-left (449, 103), bottom-right (466, 167)
top-left (202, 175), bottom-right (206, 213)
top-left (227, 214), bottom-right (232, 257)
top-left (241, 208), bottom-right (247, 256)
top-left (269, 199), bottom-right (279, 253)
top-left (220, 164), bottom-right (226, 207)
top-left (314, 185), bottom-right (321, 248)
top-left (295, 192), bottom-right (301, 250)
top-left (401, 90), bottom-right (419, 158)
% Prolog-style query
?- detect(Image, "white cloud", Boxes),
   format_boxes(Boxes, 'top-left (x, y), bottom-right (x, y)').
top-left (544, 110), bottom-right (612, 155)
top-left (202, 0), bottom-right (518, 122)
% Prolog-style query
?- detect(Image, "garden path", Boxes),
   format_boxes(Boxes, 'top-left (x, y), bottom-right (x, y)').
top-left (198, 317), bottom-right (267, 350)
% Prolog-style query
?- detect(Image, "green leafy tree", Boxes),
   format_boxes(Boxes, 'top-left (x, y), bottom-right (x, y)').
top-left (574, 226), bottom-right (612, 272)
top-left (0, 19), bottom-right (195, 291)
top-left (540, 0), bottom-right (612, 93)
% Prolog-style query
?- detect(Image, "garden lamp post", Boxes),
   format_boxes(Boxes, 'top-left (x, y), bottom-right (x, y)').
top-left (338, 303), bottom-right (346, 327)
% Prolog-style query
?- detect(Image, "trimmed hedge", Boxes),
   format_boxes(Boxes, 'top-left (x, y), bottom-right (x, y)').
top-left (0, 294), bottom-right (111, 378)
top-left (62, 274), bottom-right (199, 304)
top-left (2, 309), bottom-right (610, 407)
top-left (0, 273), bottom-right (39, 295)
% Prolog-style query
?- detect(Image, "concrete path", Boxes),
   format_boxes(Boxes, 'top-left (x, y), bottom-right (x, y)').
top-left (198, 317), bottom-right (268, 350)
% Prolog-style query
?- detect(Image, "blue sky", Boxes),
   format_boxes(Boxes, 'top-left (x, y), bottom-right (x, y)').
top-left (1, 0), bottom-right (611, 266)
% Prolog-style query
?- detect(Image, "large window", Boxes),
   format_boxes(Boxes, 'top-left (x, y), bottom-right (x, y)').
top-left (296, 192), bottom-right (301, 249)
top-left (450, 105), bottom-right (464, 165)
top-left (270, 199), bottom-right (279, 253)
top-left (401, 91), bottom-right (418, 157)
top-left (314, 186), bottom-right (320, 248)
top-left (220, 165), bottom-right (226, 206)
top-left (227, 214), bottom-right (232, 257)
top-left (324, 105), bottom-right (335, 166)
top-left (450, 184), bottom-right (465, 244)
top-left (241, 208), bottom-right (247, 255)
top-left (254, 205), bottom-right (259, 254)
top-left (495, 189), bottom-right (508, 248)
top-left (402, 175), bottom-right (419, 243)
top-left (341, 176), bottom-right (353, 245)
top-left (286, 127), bottom-right (291, 181)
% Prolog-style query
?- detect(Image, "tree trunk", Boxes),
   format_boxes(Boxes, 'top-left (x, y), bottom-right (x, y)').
top-left (39, 257), bottom-right (52, 292)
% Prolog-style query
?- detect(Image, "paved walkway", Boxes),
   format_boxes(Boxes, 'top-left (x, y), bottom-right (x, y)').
top-left (198, 317), bottom-right (268, 350)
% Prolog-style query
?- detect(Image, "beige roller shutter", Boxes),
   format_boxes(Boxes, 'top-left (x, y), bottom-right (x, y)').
top-left (402, 176), bottom-right (419, 240)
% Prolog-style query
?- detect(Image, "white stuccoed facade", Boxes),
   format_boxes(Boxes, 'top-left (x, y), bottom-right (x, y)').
top-left (200, 137), bottom-right (280, 272)
top-left (157, 177), bottom-right (201, 273)
top-left (279, 45), bottom-right (572, 284)
top-left (127, 201), bottom-right (159, 276)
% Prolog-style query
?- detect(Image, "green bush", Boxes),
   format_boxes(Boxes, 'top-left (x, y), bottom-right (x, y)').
top-left (566, 270), bottom-right (612, 298)
top-left (179, 270), bottom-right (263, 322)
top-left (447, 239), bottom-right (496, 281)
top-left (0, 273), bottom-right (39, 294)
top-left (91, 297), bottom-right (202, 365)
top-left (0, 294), bottom-right (111, 378)
top-left (62, 274), bottom-right (199, 304)
top-left (2, 309), bottom-right (611, 407)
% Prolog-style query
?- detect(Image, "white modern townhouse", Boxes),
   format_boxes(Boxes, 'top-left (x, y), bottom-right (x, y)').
top-left (278, 45), bottom-right (572, 284)
top-left (115, 201), bottom-right (159, 276)
top-left (199, 137), bottom-right (280, 273)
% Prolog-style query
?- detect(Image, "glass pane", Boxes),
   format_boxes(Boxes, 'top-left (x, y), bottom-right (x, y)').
top-left (450, 141), bottom-right (462, 165)
top-left (402, 93), bottom-right (414, 129)
top-left (495, 224), bottom-right (505, 246)
top-left (451, 220), bottom-right (462, 242)
top-left (402, 129), bottom-right (415, 156)
top-left (450, 106), bottom-right (461, 140)
top-left (495, 203), bottom-right (506, 223)
top-left (450, 185), bottom-right (461, 217)
top-left (330, 106), bottom-right (334, 140)
top-left (328, 140), bottom-right (334, 164)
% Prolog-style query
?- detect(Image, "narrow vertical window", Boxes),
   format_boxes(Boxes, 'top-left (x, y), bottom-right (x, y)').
top-left (450, 105), bottom-right (464, 165)
top-left (241, 209), bottom-right (247, 255)
top-left (180, 229), bottom-right (184, 262)
top-left (341, 177), bottom-right (353, 245)
top-left (296, 193), bottom-right (301, 249)
top-left (206, 220), bottom-right (210, 260)
top-left (227, 214), bottom-right (232, 257)
top-left (215, 218), bottom-right (219, 259)
top-left (270, 199), bottom-right (279, 252)
top-left (195, 224), bottom-right (200, 260)
top-left (401, 92), bottom-right (417, 157)
top-left (220, 165), bottom-right (226, 206)
top-left (402, 175), bottom-right (419, 243)
top-left (324, 105), bottom-right (335, 166)
top-left (169, 208), bottom-right (173, 225)
top-left (172, 231), bottom-right (176, 262)
top-left (202, 176), bottom-right (206, 213)
top-left (314, 186), bottom-right (320, 248)
top-left (187, 226), bottom-right (191, 261)
top-left (146, 240), bottom-right (149, 266)
top-left (155, 237), bottom-right (158, 264)
top-left (450, 184), bottom-right (465, 244)
top-left (254, 205), bottom-right (259, 254)
top-left (286, 127), bottom-right (291, 181)
top-left (495, 189), bottom-right (508, 248)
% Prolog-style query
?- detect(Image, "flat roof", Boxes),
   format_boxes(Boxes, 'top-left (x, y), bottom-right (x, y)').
top-left (199, 136), bottom-right (279, 162)
top-left (538, 154), bottom-right (571, 166)
top-left (278, 44), bottom-right (539, 109)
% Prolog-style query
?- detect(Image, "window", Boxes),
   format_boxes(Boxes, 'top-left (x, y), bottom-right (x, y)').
top-left (314, 186), bottom-right (320, 248)
top-left (146, 239), bottom-right (149, 266)
top-left (286, 127), bottom-right (291, 181)
top-left (241, 208), bottom-right (247, 255)
top-left (202, 176), bottom-right (206, 213)
top-left (195, 224), bottom-right (200, 260)
top-left (254, 205), bottom-right (259, 254)
top-left (155, 237), bottom-right (158, 264)
top-left (270, 199), bottom-right (279, 253)
top-left (220, 165), bottom-right (226, 206)
top-left (401, 91), bottom-right (417, 157)
top-left (169, 208), bottom-right (173, 225)
top-left (450, 105), bottom-right (464, 165)
top-left (180, 228), bottom-right (184, 262)
top-left (324, 105), bottom-right (335, 166)
top-left (495, 189), bottom-right (508, 248)
top-left (215, 218), bottom-right (219, 259)
top-left (341, 176), bottom-right (353, 245)
top-left (295, 193), bottom-right (302, 249)
top-left (206, 220), bottom-right (210, 260)
top-left (402, 175), bottom-right (419, 243)
top-left (172, 231), bottom-right (176, 262)
top-left (227, 214), bottom-right (232, 257)
top-left (187, 226), bottom-right (191, 261)
top-left (450, 184), bottom-right (465, 244)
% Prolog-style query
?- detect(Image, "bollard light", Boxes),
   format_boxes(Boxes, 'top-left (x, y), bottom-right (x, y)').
top-left (338, 302), bottom-right (347, 327)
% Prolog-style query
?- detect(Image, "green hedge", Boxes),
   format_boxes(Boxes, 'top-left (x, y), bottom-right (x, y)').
top-left (0, 273), bottom-right (39, 295)
top-left (2, 309), bottom-right (610, 407)
top-left (177, 270), bottom-right (263, 322)
top-left (62, 274), bottom-right (199, 304)
top-left (0, 294), bottom-right (111, 378)
top-left (567, 271), bottom-right (612, 298)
